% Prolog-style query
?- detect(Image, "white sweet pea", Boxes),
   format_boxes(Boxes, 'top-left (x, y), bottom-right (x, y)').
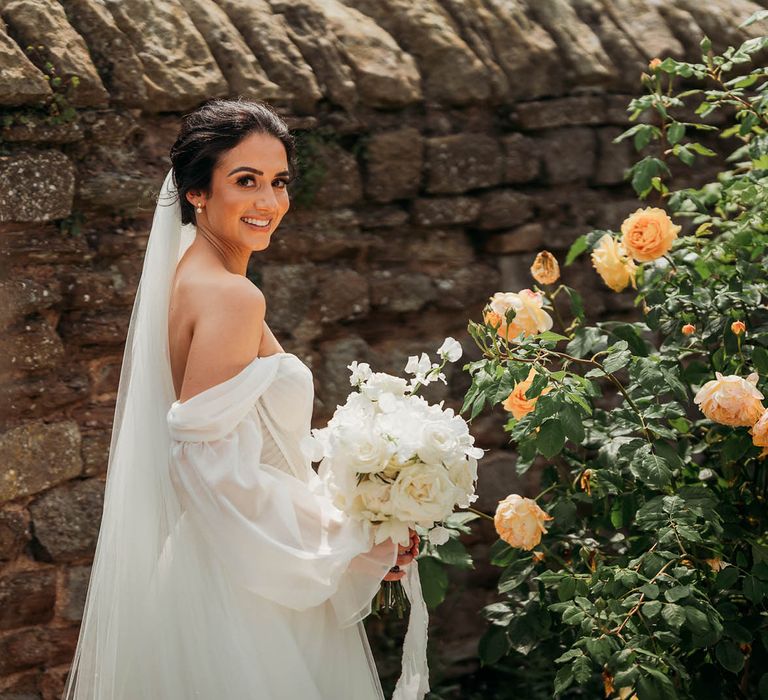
top-left (405, 352), bottom-right (436, 384)
top-left (427, 525), bottom-right (451, 546)
top-left (437, 337), bottom-right (463, 362)
top-left (348, 360), bottom-right (373, 386)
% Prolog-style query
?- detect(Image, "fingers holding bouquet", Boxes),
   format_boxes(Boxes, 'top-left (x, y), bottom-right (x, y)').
top-left (384, 528), bottom-right (420, 581)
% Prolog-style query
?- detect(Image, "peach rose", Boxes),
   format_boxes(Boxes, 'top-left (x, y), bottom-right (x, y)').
top-left (502, 367), bottom-right (552, 419)
top-left (694, 372), bottom-right (765, 427)
top-left (484, 289), bottom-right (553, 341)
top-left (649, 58), bottom-right (662, 70)
top-left (731, 321), bottom-right (746, 335)
top-left (682, 323), bottom-right (696, 336)
top-left (530, 251), bottom-right (560, 286)
top-left (750, 409), bottom-right (768, 458)
top-left (591, 234), bottom-right (637, 292)
top-left (494, 494), bottom-right (553, 550)
top-left (620, 207), bottom-right (680, 262)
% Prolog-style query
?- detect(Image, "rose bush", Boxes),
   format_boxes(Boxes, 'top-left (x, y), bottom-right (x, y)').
top-left (439, 19), bottom-right (768, 700)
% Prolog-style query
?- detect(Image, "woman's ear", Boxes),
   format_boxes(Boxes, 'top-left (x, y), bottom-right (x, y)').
top-left (186, 190), bottom-right (204, 207)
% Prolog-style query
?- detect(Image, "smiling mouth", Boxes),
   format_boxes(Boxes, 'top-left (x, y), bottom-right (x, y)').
top-left (241, 217), bottom-right (272, 230)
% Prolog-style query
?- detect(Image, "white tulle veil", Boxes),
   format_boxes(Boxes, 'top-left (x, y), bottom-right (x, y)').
top-left (62, 168), bottom-right (195, 699)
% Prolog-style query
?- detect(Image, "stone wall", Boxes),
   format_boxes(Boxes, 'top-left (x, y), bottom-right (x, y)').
top-left (0, 0), bottom-right (764, 697)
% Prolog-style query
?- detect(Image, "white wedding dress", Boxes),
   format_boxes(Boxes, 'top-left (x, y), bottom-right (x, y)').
top-left (148, 350), bottom-right (401, 698)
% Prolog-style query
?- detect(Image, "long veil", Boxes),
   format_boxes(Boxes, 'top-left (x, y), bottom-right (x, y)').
top-left (62, 168), bottom-right (195, 699)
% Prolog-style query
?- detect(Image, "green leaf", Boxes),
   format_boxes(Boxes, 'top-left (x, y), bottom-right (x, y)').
top-left (662, 603), bottom-right (686, 630)
top-left (571, 655), bottom-right (591, 684)
top-left (643, 600), bottom-right (662, 618)
top-left (641, 583), bottom-right (660, 599)
top-left (715, 566), bottom-right (739, 590)
top-left (560, 404), bottom-right (585, 443)
top-left (418, 556), bottom-right (449, 609)
top-left (565, 235), bottom-right (588, 266)
top-left (553, 666), bottom-right (574, 695)
top-left (478, 624), bottom-right (509, 666)
top-left (499, 560), bottom-right (535, 594)
top-left (630, 446), bottom-right (672, 490)
top-left (603, 349), bottom-right (632, 374)
top-left (537, 419), bottom-right (566, 458)
top-left (716, 641), bottom-right (745, 673)
top-left (667, 122), bottom-right (685, 145)
top-left (432, 536), bottom-right (474, 569)
top-left (664, 585), bottom-right (690, 603)
top-left (684, 606), bottom-right (711, 635)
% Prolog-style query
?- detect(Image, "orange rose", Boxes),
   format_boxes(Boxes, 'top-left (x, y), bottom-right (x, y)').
top-left (682, 323), bottom-right (696, 335)
top-left (494, 494), bottom-right (553, 550)
top-left (502, 367), bottom-right (552, 419)
top-left (750, 409), bottom-right (768, 458)
top-left (591, 234), bottom-right (637, 292)
top-left (649, 58), bottom-right (662, 70)
top-left (731, 321), bottom-right (746, 335)
top-left (484, 290), bottom-right (553, 341)
top-left (530, 251), bottom-right (560, 285)
top-left (620, 207), bottom-right (680, 262)
top-left (694, 372), bottom-right (765, 427)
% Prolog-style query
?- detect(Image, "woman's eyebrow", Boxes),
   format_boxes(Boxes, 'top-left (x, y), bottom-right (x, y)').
top-left (227, 166), bottom-right (290, 177)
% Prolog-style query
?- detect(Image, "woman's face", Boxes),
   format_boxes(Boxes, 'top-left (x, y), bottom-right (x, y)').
top-left (187, 131), bottom-right (291, 251)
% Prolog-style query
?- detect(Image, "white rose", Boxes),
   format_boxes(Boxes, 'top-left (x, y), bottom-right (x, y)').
top-left (447, 455), bottom-right (479, 508)
top-left (417, 418), bottom-right (463, 466)
top-left (351, 477), bottom-right (393, 520)
top-left (389, 462), bottom-right (456, 526)
top-left (360, 372), bottom-right (410, 401)
top-left (336, 420), bottom-right (392, 474)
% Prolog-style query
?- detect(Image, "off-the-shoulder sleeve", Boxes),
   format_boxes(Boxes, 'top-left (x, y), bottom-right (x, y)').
top-left (165, 354), bottom-right (399, 628)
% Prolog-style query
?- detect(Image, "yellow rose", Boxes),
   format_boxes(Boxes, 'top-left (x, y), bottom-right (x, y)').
top-left (485, 290), bottom-right (553, 341)
top-left (494, 494), bottom-right (553, 550)
top-left (530, 250), bottom-right (560, 285)
top-left (620, 206), bottom-right (680, 262)
top-left (591, 234), bottom-right (637, 292)
top-left (694, 372), bottom-right (765, 427)
top-left (750, 409), bottom-right (768, 458)
top-left (502, 367), bottom-right (552, 419)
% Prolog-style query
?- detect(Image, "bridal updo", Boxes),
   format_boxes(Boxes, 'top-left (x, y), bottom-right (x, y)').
top-left (169, 97), bottom-right (298, 226)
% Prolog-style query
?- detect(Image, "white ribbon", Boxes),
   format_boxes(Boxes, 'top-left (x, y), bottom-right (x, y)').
top-left (391, 561), bottom-right (430, 700)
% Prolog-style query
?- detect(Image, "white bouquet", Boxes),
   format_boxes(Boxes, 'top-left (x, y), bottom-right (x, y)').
top-left (306, 337), bottom-right (485, 615)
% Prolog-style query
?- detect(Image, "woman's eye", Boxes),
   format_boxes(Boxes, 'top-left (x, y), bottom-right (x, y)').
top-left (236, 175), bottom-right (255, 186)
top-left (274, 179), bottom-right (289, 189)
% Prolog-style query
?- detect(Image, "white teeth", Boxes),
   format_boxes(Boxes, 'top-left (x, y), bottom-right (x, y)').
top-left (241, 217), bottom-right (271, 227)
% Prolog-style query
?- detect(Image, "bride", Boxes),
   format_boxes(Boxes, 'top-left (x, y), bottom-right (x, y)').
top-left (62, 98), bottom-right (425, 699)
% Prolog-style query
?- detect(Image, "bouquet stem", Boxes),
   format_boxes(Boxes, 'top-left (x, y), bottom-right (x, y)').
top-left (373, 580), bottom-right (409, 619)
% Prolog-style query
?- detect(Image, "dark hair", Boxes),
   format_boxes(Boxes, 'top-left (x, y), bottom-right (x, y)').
top-left (169, 98), bottom-right (297, 226)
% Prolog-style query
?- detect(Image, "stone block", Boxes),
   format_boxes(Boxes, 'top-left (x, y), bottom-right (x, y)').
top-left (0, 568), bottom-right (56, 630)
top-left (411, 196), bottom-right (480, 227)
top-left (475, 189), bottom-right (532, 230)
top-left (364, 128), bottom-right (423, 202)
top-left (425, 133), bottom-right (503, 194)
top-left (0, 151), bottom-right (74, 223)
top-left (28, 479), bottom-right (103, 562)
top-left (536, 127), bottom-right (596, 184)
top-left (0, 422), bottom-right (81, 503)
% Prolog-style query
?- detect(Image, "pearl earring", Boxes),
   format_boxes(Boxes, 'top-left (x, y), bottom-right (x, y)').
top-left (196, 202), bottom-right (203, 214)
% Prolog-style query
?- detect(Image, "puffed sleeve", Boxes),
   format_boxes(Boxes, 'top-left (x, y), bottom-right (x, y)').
top-left (166, 353), bottom-right (399, 627)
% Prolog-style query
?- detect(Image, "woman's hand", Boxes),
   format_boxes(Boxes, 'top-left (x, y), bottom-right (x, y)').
top-left (383, 528), bottom-right (420, 581)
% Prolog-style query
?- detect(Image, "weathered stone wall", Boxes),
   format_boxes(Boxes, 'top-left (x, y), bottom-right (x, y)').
top-left (0, 0), bottom-right (764, 697)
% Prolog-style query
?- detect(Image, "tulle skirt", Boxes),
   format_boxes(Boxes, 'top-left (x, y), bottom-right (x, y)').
top-left (138, 511), bottom-right (386, 699)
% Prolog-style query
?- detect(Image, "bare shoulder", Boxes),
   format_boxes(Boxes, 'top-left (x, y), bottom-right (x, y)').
top-left (177, 275), bottom-right (266, 402)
